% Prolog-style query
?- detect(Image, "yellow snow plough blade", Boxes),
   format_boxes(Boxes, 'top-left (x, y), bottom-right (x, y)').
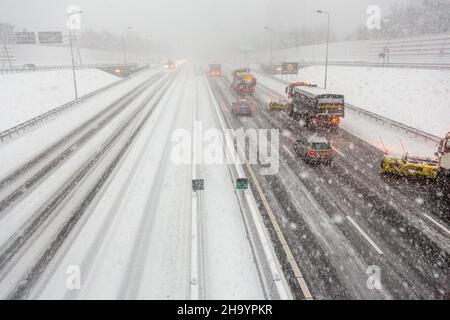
top-left (381, 154), bottom-right (440, 178)
top-left (269, 100), bottom-right (290, 111)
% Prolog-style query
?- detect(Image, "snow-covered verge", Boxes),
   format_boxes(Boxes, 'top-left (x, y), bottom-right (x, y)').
top-left (259, 66), bottom-right (450, 138)
top-left (0, 69), bottom-right (120, 131)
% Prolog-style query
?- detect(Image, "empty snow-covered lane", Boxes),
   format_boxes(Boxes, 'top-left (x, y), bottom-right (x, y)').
top-left (0, 65), bottom-right (289, 299)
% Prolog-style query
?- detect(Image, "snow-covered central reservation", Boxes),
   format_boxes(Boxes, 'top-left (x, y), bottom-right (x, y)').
top-left (0, 69), bottom-right (120, 130)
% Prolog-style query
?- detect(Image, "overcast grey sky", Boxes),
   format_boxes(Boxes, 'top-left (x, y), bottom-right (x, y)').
top-left (0, 0), bottom-right (414, 56)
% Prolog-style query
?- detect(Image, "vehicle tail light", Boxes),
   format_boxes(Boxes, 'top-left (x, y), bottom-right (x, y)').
top-left (331, 116), bottom-right (340, 125)
top-left (309, 150), bottom-right (315, 156)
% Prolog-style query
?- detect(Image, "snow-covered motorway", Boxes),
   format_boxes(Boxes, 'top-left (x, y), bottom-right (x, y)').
top-left (0, 62), bottom-right (448, 300)
top-left (0, 64), bottom-right (290, 299)
top-left (208, 73), bottom-right (449, 299)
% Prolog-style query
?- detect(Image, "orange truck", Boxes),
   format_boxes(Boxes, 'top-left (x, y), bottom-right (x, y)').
top-left (209, 64), bottom-right (222, 76)
top-left (231, 68), bottom-right (257, 96)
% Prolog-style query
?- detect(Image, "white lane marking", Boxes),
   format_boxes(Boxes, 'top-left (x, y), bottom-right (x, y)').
top-left (423, 213), bottom-right (450, 235)
top-left (190, 78), bottom-right (200, 300)
top-left (346, 216), bottom-right (384, 255)
top-left (245, 161), bottom-right (313, 300)
top-left (333, 147), bottom-right (345, 157)
top-left (282, 145), bottom-right (296, 160)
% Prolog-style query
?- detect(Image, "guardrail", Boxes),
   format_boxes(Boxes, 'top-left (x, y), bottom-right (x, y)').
top-left (0, 65), bottom-right (153, 143)
top-left (0, 63), bottom-right (146, 74)
top-left (293, 61), bottom-right (450, 70)
top-left (262, 73), bottom-right (442, 145)
top-left (345, 103), bottom-right (441, 145)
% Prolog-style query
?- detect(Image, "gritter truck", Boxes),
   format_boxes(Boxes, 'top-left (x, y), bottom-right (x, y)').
top-left (285, 82), bottom-right (345, 131)
top-left (231, 68), bottom-right (257, 96)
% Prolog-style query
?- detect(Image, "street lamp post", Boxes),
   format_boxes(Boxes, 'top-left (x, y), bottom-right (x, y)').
top-left (147, 35), bottom-right (152, 67)
top-left (67, 9), bottom-right (82, 101)
top-left (264, 26), bottom-right (273, 67)
top-left (122, 26), bottom-right (132, 66)
top-left (317, 10), bottom-right (330, 89)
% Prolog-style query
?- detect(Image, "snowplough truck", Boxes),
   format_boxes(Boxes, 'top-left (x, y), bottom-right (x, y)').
top-left (282, 82), bottom-right (345, 131)
top-left (381, 132), bottom-right (450, 190)
top-left (231, 68), bottom-right (257, 96)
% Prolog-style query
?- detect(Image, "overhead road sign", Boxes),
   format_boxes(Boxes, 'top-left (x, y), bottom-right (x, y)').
top-left (192, 179), bottom-right (204, 191)
top-left (15, 32), bottom-right (36, 44)
top-left (38, 32), bottom-right (63, 44)
top-left (282, 62), bottom-right (299, 75)
top-left (236, 178), bottom-right (249, 190)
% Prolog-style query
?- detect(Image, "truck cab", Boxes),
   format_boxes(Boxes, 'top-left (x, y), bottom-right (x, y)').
top-left (437, 133), bottom-right (450, 187)
top-left (231, 68), bottom-right (257, 96)
top-left (165, 60), bottom-right (176, 70)
top-left (209, 64), bottom-right (222, 76)
top-left (438, 132), bottom-right (450, 169)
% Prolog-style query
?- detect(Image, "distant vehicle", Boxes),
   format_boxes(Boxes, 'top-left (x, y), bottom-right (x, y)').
top-left (209, 64), bottom-right (222, 76)
top-left (165, 60), bottom-right (176, 70)
top-left (231, 68), bottom-right (257, 96)
top-left (294, 134), bottom-right (335, 165)
top-left (275, 65), bottom-right (282, 75)
top-left (286, 82), bottom-right (345, 131)
top-left (194, 66), bottom-right (203, 76)
top-left (231, 99), bottom-right (253, 117)
top-left (23, 64), bottom-right (37, 70)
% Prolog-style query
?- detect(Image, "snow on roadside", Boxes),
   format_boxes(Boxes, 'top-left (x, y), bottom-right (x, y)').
top-left (0, 69), bottom-right (120, 131)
